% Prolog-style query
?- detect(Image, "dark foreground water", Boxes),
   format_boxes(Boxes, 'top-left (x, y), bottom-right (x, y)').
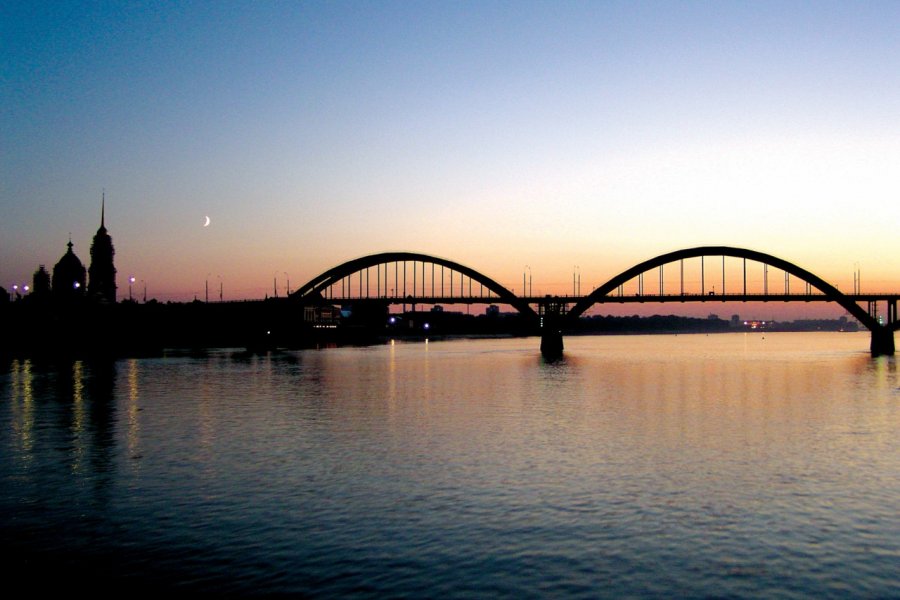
top-left (1, 333), bottom-right (898, 597)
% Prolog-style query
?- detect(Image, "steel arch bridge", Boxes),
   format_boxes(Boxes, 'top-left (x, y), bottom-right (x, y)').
top-left (290, 247), bottom-right (897, 355)
top-left (289, 251), bottom-right (538, 318)
top-left (568, 246), bottom-right (877, 327)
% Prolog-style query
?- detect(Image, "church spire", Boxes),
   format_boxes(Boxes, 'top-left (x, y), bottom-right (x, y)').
top-left (89, 190), bottom-right (116, 302)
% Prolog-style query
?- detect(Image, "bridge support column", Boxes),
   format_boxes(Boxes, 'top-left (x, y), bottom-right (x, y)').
top-left (538, 296), bottom-right (566, 359)
top-left (540, 329), bottom-right (564, 359)
top-left (870, 326), bottom-right (895, 357)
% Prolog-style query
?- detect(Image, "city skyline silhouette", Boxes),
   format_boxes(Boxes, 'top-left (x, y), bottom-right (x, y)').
top-left (5, 199), bottom-right (898, 327)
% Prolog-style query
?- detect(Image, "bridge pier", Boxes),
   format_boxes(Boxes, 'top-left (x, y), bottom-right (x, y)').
top-left (538, 296), bottom-right (566, 359)
top-left (540, 329), bottom-right (564, 359)
top-left (870, 327), bottom-right (895, 357)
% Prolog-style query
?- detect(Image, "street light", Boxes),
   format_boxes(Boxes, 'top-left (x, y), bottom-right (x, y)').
top-left (284, 272), bottom-right (290, 296)
top-left (524, 265), bottom-right (532, 297)
top-left (129, 276), bottom-right (135, 300)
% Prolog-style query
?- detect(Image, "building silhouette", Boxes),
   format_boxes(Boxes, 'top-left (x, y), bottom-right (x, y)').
top-left (52, 238), bottom-right (87, 301)
top-left (88, 196), bottom-right (117, 303)
top-left (32, 265), bottom-right (51, 298)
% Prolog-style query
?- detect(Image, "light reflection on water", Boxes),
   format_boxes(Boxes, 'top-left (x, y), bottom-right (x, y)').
top-left (0, 333), bottom-right (898, 596)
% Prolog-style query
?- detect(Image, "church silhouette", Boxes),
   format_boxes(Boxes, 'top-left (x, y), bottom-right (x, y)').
top-left (38, 195), bottom-right (117, 305)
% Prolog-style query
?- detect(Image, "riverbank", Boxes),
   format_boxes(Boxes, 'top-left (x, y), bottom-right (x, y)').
top-left (0, 297), bottom-right (860, 359)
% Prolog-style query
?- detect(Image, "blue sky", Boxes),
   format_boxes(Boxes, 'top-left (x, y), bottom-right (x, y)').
top-left (2, 1), bottom-right (899, 311)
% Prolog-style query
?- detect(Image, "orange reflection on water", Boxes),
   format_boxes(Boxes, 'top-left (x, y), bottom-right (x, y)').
top-left (9, 359), bottom-right (34, 462)
top-left (70, 360), bottom-right (86, 474)
top-left (126, 358), bottom-right (143, 467)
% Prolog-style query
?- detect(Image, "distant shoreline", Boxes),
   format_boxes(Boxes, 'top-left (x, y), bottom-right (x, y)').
top-left (0, 297), bottom-right (860, 360)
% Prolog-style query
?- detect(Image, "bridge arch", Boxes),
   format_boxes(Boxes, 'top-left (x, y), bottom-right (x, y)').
top-left (290, 251), bottom-right (538, 318)
top-left (567, 246), bottom-right (879, 330)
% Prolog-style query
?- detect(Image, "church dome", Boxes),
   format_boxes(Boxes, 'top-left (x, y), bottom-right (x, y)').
top-left (52, 240), bottom-right (86, 298)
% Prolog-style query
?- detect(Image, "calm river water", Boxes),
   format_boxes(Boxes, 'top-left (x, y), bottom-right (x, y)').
top-left (1, 333), bottom-right (898, 597)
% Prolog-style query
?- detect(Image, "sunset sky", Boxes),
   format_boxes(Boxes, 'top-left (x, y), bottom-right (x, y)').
top-left (3, 1), bottom-right (899, 318)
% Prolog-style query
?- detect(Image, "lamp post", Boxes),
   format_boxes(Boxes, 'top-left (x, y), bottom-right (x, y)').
top-left (142, 280), bottom-right (146, 303)
top-left (129, 276), bottom-right (135, 301)
top-left (524, 265), bottom-right (532, 297)
top-left (284, 272), bottom-right (290, 296)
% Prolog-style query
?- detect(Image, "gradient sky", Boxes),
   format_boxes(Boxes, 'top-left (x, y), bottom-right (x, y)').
top-left (3, 1), bottom-right (899, 317)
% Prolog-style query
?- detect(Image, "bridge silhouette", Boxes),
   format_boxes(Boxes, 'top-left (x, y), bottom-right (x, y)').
top-left (289, 247), bottom-right (898, 357)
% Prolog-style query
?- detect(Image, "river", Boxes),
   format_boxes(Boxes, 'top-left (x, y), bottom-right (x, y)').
top-left (1, 332), bottom-right (898, 597)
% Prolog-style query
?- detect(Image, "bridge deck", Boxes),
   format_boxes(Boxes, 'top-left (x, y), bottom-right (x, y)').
top-left (316, 293), bottom-right (900, 304)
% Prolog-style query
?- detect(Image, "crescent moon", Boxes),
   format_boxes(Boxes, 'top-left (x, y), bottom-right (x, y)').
top-left (204, 215), bottom-right (211, 227)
